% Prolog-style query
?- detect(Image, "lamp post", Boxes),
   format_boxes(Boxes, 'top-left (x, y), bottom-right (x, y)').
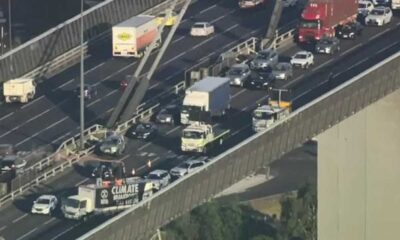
top-left (79, 0), bottom-right (85, 150)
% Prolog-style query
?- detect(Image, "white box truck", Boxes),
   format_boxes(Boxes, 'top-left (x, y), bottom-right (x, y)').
top-left (61, 178), bottom-right (155, 221)
top-left (112, 15), bottom-right (161, 58)
top-left (181, 77), bottom-right (231, 125)
top-left (392, 0), bottom-right (400, 10)
top-left (3, 78), bottom-right (36, 103)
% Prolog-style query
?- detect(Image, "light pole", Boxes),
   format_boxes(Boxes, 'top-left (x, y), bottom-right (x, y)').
top-left (79, 0), bottom-right (85, 150)
top-left (8, 0), bottom-right (13, 71)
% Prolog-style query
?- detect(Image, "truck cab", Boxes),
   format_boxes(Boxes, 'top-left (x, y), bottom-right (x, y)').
top-left (252, 105), bottom-right (290, 132)
top-left (298, 3), bottom-right (329, 42)
top-left (62, 195), bottom-right (94, 220)
top-left (181, 123), bottom-right (229, 153)
top-left (3, 78), bottom-right (36, 103)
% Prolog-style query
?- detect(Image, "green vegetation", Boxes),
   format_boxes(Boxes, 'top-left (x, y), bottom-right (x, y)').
top-left (162, 183), bottom-right (316, 240)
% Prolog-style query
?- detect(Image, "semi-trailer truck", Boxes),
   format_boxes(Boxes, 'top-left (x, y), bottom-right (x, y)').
top-left (298, 0), bottom-right (358, 42)
top-left (112, 15), bottom-right (161, 58)
top-left (3, 78), bottom-right (36, 103)
top-left (181, 77), bottom-right (231, 125)
top-left (61, 178), bottom-right (155, 221)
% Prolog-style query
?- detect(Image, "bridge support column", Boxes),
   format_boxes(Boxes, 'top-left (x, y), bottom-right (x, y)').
top-left (318, 89), bottom-right (400, 240)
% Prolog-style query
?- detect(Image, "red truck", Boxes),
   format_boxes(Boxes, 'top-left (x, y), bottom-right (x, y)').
top-left (298, 0), bottom-right (358, 42)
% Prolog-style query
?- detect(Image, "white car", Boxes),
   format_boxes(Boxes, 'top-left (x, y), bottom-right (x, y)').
top-left (358, 0), bottom-right (374, 16)
top-left (365, 7), bottom-right (392, 26)
top-left (190, 22), bottom-right (214, 37)
top-left (290, 51), bottom-right (314, 69)
top-left (170, 160), bottom-right (205, 178)
top-left (282, 0), bottom-right (297, 7)
top-left (146, 169), bottom-right (171, 189)
top-left (31, 195), bottom-right (58, 215)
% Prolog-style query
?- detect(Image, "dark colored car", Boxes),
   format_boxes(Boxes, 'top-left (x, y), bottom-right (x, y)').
top-left (127, 122), bottom-right (157, 140)
top-left (336, 22), bottom-right (363, 39)
top-left (155, 104), bottom-right (181, 125)
top-left (244, 72), bottom-right (275, 90)
top-left (315, 37), bottom-right (341, 55)
top-left (120, 74), bottom-right (133, 91)
top-left (91, 163), bottom-right (114, 180)
top-left (75, 84), bottom-right (97, 100)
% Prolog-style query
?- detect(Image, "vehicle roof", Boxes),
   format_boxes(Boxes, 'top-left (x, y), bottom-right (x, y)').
top-left (295, 51), bottom-right (311, 55)
top-left (372, 6), bottom-right (387, 10)
top-left (193, 22), bottom-right (209, 25)
top-left (117, 15), bottom-right (155, 27)
top-left (149, 169), bottom-right (169, 175)
top-left (231, 63), bottom-right (249, 68)
top-left (275, 62), bottom-right (291, 67)
top-left (188, 77), bottom-right (229, 92)
top-left (185, 160), bottom-right (204, 164)
top-left (7, 78), bottom-right (33, 83)
top-left (38, 194), bottom-right (56, 200)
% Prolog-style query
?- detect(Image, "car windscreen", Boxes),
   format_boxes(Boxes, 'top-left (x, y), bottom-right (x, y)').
top-left (193, 23), bottom-right (204, 28)
top-left (294, 54), bottom-right (307, 59)
top-left (179, 162), bottom-right (191, 169)
top-left (228, 67), bottom-right (244, 75)
top-left (37, 198), bottom-right (50, 204)
top-left (358, 3), bottom-right (367, 8)
top-left (370, 9), bottom-right (384, 15)
top-left (148, 174), bottom-right (162, 180)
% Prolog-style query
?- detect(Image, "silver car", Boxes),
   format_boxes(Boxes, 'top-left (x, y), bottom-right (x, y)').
top-left (146, 169), bottom-right (171, 189)
top-left (227, 64), bottom-right (251, 87)
top-left (97, 133), bottom-right (126, 156)
top-left (315, 37), bottom-right (340, 55)
top-left (272, 63), bottom-right (293, 80)
top-left (250, 49), bottom-right (279, 70)
top-left (170, 160), bottom-right (205, 178)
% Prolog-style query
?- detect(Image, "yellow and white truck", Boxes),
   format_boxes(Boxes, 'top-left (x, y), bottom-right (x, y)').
top-left (181, 122), bottom-right (230, 154)
top-left (3, 78), bottom-right (36, 103)
top-left (112, 15), bottom-right (161, 58)
top-left (252, 90), bottom-right (292, 132)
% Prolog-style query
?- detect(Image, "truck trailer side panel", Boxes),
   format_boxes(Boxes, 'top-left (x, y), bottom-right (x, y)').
top-left (209, 81), bottom-right (230, 116)
top-left (136, 29), bottom-right (158, 51)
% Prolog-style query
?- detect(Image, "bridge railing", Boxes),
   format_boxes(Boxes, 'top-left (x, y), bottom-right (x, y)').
top-left (0, 0), bottom-right (185, 82)
top-left (79, 43), bottom-right (400, 240)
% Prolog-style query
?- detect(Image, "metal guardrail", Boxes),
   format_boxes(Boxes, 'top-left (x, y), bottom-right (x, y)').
top-left (79, 41), bottom-right (400, 240)
top-left (0, 0), bottom-right (187, 82)
top-left (0, 79), bottom-right (187, 207)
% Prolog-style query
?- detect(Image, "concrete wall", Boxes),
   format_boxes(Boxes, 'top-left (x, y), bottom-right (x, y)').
top-left (318, 89), bottom-right (400, 240)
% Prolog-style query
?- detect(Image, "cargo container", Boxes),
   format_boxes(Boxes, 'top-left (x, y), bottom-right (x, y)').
top-left (298, 0), bottom-right (358, 42)
top-left (181, 77), bottom-right (231, 125)
top-left (112, 15), bottom-right (161, 58)
top-left (3, 78), bottom-right (36, 103)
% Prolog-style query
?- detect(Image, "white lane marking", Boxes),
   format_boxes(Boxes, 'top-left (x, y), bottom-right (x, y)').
top-left (44, 218), bottom-right (56, 225)
top-left (311, 59), bottom-right (333, 72)
top-left (0, 112), bottom-right (14, 121)
top-left (199, 4), bottom-right (217, 14)
top-left (16, 227), bottom-right (38, 240)
top-left (75, 178), bottom-right (89, 187)
top-left (232, 88), bottom-right (247, 98)
top-left (50, 226), bottom-right (75, 240)
top-left (375, 41), bottom-right (398, 55)
top-left (161, 51), bottom-right (187, 66)
top-left (171, 36), bottom-right (185, 44)
top-left (0, 225), bottom-right (6, 232)
top-left (370, 27), bottom-right (391, 41)
top-left (166, 126), bottom-right (181, 135)
top-left (15, 117), bottom-right (68, 147)
top-left (138, 142), bottom-right (152, 151)
top-left (86, 61), bottom-right (106, 74)
top-left (51, 131), bottom-right (72, 144)
top-left (231, 124), bottom-right (251, 136)
top-left (210, 9), bottom-right (236, 24)
top-left (339, 43), bottom-right (362, 57)
top-left (347, 57), bottom-right (370, 71)
top-left (21, 96), bottom-right (44, 109)
top-left (86, 98), bottom-right (101, 107)
top-left (51, 78), bottom-right (75, 92)
top-left (12, 213), bottom-right (28, 223)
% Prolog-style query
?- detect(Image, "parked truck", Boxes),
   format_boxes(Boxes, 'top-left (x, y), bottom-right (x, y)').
top-left (252, 90), bottom-right (292, 132)
top-left (112, 15), bottom-right (161, 58)
top-left (181, 122), bottom-right (230, 154)
top-left (181, 77), bottom-right (231, 125)
top-left (238, 0), bottom-right (266, 9)
top-left (298, 0), bottom-right (358, 42)
top-left (61, 178), bottom-right (155, 221)
top-left (3, 78), bottom-right (36, 103)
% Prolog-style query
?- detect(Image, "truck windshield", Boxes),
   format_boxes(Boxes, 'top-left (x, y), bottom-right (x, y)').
top-left (253, 111), bottom-right (272, 120)
top-left (182, 131), bottom-right (203, 139)
top-left (299, 20), bottom-right (321, 29)
top-left (370, 9), bottom-right (384, 15)
top-left (64, 198), bottom-right (80, 208)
